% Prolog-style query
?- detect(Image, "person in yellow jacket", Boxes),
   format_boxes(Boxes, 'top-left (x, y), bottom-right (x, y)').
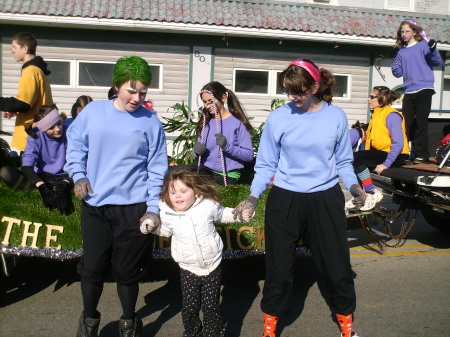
top-left (0, 32), bottom-right (53, 153)
top-left (346, 86), bottom-right (409, 211)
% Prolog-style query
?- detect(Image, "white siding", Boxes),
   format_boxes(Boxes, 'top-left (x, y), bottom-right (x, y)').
top-left (214, 48), bottom-right (370, 128)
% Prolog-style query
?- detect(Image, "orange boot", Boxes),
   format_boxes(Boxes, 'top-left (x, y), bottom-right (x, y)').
top-left (336, 313), bottom-right (359, 337)
top-left (262, 313), bottom-right (278, 337)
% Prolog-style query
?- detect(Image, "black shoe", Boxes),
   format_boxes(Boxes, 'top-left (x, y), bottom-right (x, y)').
top-left (119, 315), bottom-right (143, 337)
top-left (413, 157), bottom-right (429, 164)
top-left (76, 311), bottom-right (100, 337)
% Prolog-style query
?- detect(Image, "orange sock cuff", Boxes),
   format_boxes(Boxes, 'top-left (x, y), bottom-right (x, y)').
top-left (262, 313), bottom-right (279, 337)
top-left (336, 313), bottom-right (353, 337)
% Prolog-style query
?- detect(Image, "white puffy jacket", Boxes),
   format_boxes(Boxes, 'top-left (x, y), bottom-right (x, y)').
top-left (154, 197), bottom-right (237, 276)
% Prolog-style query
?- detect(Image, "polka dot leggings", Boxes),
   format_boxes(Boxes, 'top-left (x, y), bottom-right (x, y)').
top-left (180, 265), bottom-right (225, 337)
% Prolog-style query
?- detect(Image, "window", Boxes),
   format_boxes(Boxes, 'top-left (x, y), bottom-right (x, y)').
top-left (234, 69), bottom-right (269, 94)
top-left (46, 60), bottom-right (71, 86)
top-left (385, 0), bottom-right (413, 11)
top-left (332, 74), bottom-right (350, 99)
top-left (46, 59), bottom-right (162, 90)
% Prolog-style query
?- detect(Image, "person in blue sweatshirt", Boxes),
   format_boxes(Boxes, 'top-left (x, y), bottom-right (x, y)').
top-left (233, 58), bottom-right (365, 337)
top-left (389, 19), bottom-right (443, 163)
top-left (65, 56), bottom-right (168, 337)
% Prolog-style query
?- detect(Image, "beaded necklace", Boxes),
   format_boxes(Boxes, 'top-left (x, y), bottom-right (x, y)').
top-left (196, 90), bottom-right (227, 186)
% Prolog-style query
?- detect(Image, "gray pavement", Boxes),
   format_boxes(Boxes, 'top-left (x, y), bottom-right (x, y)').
top-left (1, 198), bottom-right (449, 337)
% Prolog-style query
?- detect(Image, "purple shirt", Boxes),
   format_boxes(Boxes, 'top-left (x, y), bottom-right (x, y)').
top-left (22, 125), bottom-right (68, 175)
top-left (198, 115), bottom-right (254, 172)
top-left (384, 112), bottom-right (404, 168)
top-left (349, 128), bottom-right (362, 152)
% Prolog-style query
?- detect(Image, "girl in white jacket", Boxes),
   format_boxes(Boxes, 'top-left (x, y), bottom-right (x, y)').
top-left (141, 166), bottom-right (250, 337)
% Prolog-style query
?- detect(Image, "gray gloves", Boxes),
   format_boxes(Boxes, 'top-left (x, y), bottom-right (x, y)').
top-left (350, 184), bottom-right (366, 209)
top-left (387, 46), bottom-right (399, 58)
top-left (194, 142), bottom-right (206, 156)
top-left (140, 211), bottom-right (161, 234)
top-left (74, 178), bottom-right (93, 199)
top-left (215, 133), bottom-right (227, 149)
top-left (233, 195), bottom-right (259, 222)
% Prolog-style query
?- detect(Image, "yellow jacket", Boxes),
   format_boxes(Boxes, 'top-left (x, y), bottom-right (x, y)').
top-left (365, 105), bottom-right (409, 154)
top-left (12, 63), bottom-right (53, 152)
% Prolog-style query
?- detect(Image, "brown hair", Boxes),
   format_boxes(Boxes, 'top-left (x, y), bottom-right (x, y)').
top-left (372, 86), bottom-right (398, 108)
top-left (278, 58), bottom-right (335, 104)
top-left (395, 20), bottom-right (424, 47)
top-left (13, 32), bottom-right (38, 55)
top-left (71, 95), bottom-right (93, 119)
top-left (25, 104), bottom-right (59, 138)
top-left (196, 81), bottom-right (253, 136)
top-left (161, 166), bottom-right (221, 210)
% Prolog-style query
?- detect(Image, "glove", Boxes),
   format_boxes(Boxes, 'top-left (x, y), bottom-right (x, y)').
top-left (387, 46), bottom-right (399, 58)
top-left (54, 180), bottom-right (74, 215)
top-left (350, 184), bottom-right (366, 209)
top-left (74, 178), bottom-right (93, 199)
top-left (38, 183), bottom-right (55, 209)
top-left (232, 195), bottom-right (259, 222)
top-left (140, 212), bottom-right (161, 234)
top-left (193, 142), bottom-right (206, 156)
top-left (428, 39), bottom-right (437, 51)
top-left (215, 133), bottom-right (228, 149)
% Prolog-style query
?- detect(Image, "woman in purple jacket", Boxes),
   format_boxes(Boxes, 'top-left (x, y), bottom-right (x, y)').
top-left (193, 81), bottom-right (254, 185)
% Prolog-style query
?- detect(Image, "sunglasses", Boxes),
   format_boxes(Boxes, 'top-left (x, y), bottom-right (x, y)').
top-left (368, 95), bottom-right (379, 100)
top-left (282, 89), bottom-right (308, 99)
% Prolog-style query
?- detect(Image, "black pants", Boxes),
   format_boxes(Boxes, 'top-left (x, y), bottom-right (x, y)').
top-left (261, 184), bottom-right (356, 317)
top-left (78, 201), bottom-right (153, 284)
top-left (353, 150), bottom-right (407, 174)
top-left (402, 89), bottom-right (434, 159)
top-left (180, 265), bottom-right (225, 337)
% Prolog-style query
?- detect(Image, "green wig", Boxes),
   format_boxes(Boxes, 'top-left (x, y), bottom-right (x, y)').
top-left (113, 56), bottom-right (152, 88)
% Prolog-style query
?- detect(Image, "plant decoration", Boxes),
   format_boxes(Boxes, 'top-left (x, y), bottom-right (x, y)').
top-left (161, 102), bottom-right (200, 165)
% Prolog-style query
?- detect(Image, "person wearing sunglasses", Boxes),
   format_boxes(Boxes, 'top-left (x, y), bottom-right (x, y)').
top-left (346, 86), bottom-right (409, 212)
top-left (0, 104), bottom-right (74, 214)
top-left (389, 19), bottom-right (442, 163)
top-left (233, 58), bottom-right (362, 337)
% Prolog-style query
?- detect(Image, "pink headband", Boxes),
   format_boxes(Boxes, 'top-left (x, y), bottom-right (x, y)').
top-left (289, 59), bottom-right (321, 83)
top-left (36, 109), bottom-right (61, 131)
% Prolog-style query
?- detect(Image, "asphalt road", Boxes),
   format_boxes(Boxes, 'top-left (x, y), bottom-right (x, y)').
top-left (1, 197), bottom-right (449, 337)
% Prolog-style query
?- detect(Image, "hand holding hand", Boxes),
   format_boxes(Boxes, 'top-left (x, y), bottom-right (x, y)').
top-left (38, 183), bottom-right (56, 210)
top-left (140, 212), bottom-right (161, 234)
top-left (242, 209), bottom-right (252, 222)
top-left (387, 45), bottom-right (399, 58)
top-left (233, 195), bottom-right (259, 222)
top-left (375, 164), bottom-right (387, 175)
top-left (215, 133), bottom-right (228, 149)
top-left (428, 39), bottom-right (437, 51)
top-left (350, 184), bottom-right (366, 209)
top-left (193, 142), bottom-right (206, 156)
top-left (74, 178), bottom-right (93, 199)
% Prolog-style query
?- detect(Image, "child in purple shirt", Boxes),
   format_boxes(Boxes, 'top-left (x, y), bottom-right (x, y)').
top-left (193, 81), bottom-right (254, 185)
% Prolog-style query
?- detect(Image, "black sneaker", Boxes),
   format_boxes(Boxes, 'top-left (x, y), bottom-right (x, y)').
top-left (119, 315), bottom-right (143, 337)
top-left (76, 311), bottom-right (100, 337)
top-left (413, 157), bottom-right (429, 164)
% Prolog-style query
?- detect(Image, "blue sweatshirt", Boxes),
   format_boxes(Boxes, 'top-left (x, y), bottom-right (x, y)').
top-left (64, 100), bottom-right (168, 213)
top-left (22, 125), bottom-right (68, 175)
top-left (198, 115), bottom-right (254, 172)
top-left (391, 39), bottom-right (442, 93)
top-left (251, 101), bottom-right (358, 197)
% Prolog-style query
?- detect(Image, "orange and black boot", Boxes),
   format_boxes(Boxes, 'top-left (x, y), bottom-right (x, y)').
top-left (262, 312), bottom-right (278, 337)
top-left (335, 313), bottom-right (360, 337)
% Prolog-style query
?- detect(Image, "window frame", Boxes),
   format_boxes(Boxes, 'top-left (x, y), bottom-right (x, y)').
top-left (46, 59), bottom-right (163, 91)
top-left (385, 0), bottom-right (414, 11)
top-left (233, 68), bottom-right (272, 96)
top-left (332, 73), bottom-right (351, 101)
